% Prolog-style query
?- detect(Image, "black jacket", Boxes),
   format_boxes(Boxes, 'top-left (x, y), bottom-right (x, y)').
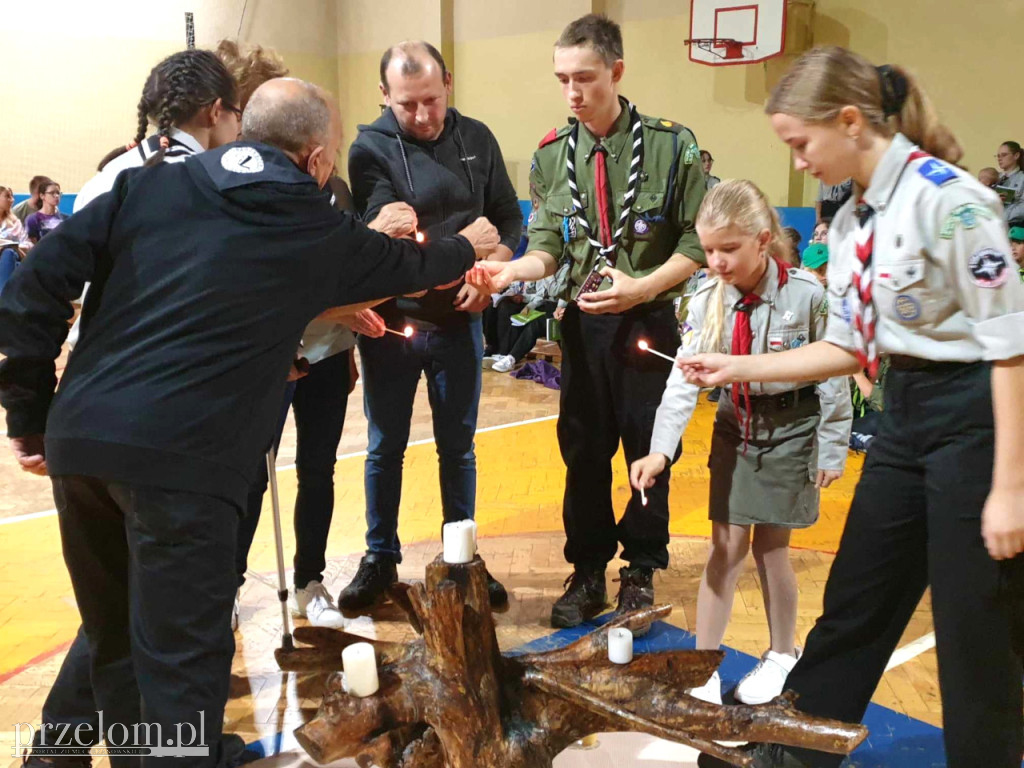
top-left (0, 142), bottom-right (475, 508)
top-left (348, 107), bottom-right (522, 329)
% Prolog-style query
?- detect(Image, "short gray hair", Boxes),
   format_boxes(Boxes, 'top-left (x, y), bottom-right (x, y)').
top-left (242, 78), bottom-right (331, 152)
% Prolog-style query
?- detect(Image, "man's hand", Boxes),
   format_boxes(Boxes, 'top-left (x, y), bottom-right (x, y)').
top-left (11, 435), bottom-right (47, 476)
top-left (466, 261), bottom-right (516, 294)
top-left (630, 453), bottom-right (668, 491)
top-left (576, 267), bottom-right (650, 315)
top-left (368, 202), bottom-right (418, 238)
top-left (982, 487), bottom-right (1024, 560)
top-left (346, 308), bottom-right (387, 338)
top-left (454, 282), bottom-right (490, 313)
top-left (815, 469), bottom-right (843, 489)
top-left (458, 217), bottom-right (500, 260)
top-left (553, 306), bottom-right (565, 321)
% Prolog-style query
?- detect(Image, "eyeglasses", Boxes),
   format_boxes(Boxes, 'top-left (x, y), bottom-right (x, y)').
top-left (996, 152), bottom-right (1013, 159)
top-left (225, 105), bottom-right (243, 120)
top-left (43, 190), bottom-right (61, 197)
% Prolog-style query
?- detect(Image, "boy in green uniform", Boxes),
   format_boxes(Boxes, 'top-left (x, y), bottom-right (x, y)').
top-left (468, 13), bottom-right (706, 628)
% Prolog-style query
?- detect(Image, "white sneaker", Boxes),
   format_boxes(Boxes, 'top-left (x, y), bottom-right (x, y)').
top-left (734, 649), bottom-right (801, 705)
top-left (292, 580), bottom-right (346, 629)
top-left (687, 670), bottom-right (722, 705)
top-left (492, 354), bottom-right (516, 373)
top-left (231, 590), bottom-right (240, 632)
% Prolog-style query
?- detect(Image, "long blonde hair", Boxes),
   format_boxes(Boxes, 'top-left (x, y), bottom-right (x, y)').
top-left (695, 179), bottom-right (787, 353)
top-left (0, 185), bottom-right (16, 226)
top-left (766, 46), bottom-right (961, 165)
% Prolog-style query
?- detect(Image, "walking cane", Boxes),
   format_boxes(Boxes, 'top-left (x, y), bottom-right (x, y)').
top-left (266, 447), bottom-right (295, 653)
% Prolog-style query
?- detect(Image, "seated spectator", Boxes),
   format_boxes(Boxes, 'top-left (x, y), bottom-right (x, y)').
top-left (25, 181), bottom-right (67, 243)
top-left (781, 226), bottom-right (802, 267)
top-left (811, 217), bottom-right (830, 244)
top-left (816, 178), bottom-right (851, 221)
top-left (484, 276), bottom-right (560, 372)
top-left (11, 175), bottom-right (51, 223)
top-left (849, 358), bottom-right (889, 452)
top-left (978, 166), bottom-right (1000, 188)
top-left (700, 150), bottom-right (721, 190)
top-left (0, 185), bottom-right (32, 295)
top-left (801, 242), bottom-right (828, 286)
top-left (996, 140), bottom-right (1024, 222)
top-left (1011, 225), bottom-right (1024, 283)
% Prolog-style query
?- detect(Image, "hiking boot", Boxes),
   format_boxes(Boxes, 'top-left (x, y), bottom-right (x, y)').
top-left (485, 570), bottom-right (509, 607)
top-left (337, 554), bottom-right (398, 614)
top-left (610, 565), bottom-right (655, 635)
top-left (698, 743), bottom-right (814, 768)
top-left (550, 566), bottom-right (607, 628)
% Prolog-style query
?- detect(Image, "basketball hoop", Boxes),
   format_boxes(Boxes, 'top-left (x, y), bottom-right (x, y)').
top-left (684, 37), bottom-right (748, 60)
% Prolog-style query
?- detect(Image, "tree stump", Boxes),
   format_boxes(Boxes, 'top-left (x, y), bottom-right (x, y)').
top-left (280, 556), bottom-right (867, 767)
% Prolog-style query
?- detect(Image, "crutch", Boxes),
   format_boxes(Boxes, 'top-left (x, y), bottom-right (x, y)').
top-left (266, 446), bottom-right (295, 653)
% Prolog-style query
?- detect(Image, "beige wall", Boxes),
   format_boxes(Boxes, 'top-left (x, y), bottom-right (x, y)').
top-left (7, 0), bottom-right (1024, 208)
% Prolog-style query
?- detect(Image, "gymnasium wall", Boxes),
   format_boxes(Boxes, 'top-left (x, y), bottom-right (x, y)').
top-left (7, 0), bottom-right (1022, 207)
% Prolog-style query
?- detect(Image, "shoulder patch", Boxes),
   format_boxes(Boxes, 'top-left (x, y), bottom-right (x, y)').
top-left (939, 202), bottom-right (996, 240)
top-left (684, 143), bottom-right (700, 165)
top-left (918, 158), bottom-right (959, 187)
top-left (537, 125), bottom-right (571, 149)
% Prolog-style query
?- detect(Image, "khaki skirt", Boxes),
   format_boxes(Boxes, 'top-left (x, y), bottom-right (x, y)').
top-left (707, 390), bottom-right (821, 528)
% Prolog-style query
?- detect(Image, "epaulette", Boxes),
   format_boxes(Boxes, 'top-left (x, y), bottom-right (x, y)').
top-left (787, 267), bottom-right (825, 287)
top-left (538, 124), bottom-right (573, 149)
top-left (642, 115), bottom-right (687, 134)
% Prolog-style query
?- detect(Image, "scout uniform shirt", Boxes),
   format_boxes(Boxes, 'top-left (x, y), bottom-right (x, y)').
top-left (526, 97), bottom-right (706, 302)
top-left (824, 133), bottom-right (1024, 363)
top-left (650, 258), bottom-right (853, 471)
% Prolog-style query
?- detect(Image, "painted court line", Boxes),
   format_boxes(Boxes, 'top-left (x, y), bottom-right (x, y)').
top-left (0, 416), bottom-right (561, 526)
top-left (884, 632), bottom-right (936, 672)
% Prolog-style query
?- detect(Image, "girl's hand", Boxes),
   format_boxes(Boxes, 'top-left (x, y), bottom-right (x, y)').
top-left (630, 453), bottom-right (668, 491)
top-left (816, 469), bottom-right (843, 489)
top-left (982, 487), bottom-right (1024, 560)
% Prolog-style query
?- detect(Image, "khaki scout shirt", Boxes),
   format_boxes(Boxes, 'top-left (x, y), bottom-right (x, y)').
top-left (650, 259), bottom-right (853, 471)
top-left (526, 99), bottom-right (706, 302)
top-left (825, 134), bottom-right (1024, 362)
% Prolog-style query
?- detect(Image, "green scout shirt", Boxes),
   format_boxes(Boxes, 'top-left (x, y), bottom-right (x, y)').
top-left (526, 98), bottom-right (706, 302)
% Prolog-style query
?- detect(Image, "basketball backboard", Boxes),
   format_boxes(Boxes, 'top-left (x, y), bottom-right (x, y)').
top-left (686, 0), bottom-right (787, 66)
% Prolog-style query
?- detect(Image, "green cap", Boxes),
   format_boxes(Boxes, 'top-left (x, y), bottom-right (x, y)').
top-left (1009, 226), bottom-right (1024, 242)
top-left (802, 243), bottom-right (829, 269)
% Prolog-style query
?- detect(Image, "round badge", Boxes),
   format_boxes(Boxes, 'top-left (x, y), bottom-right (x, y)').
top-left (893, 293), bottom-right (921, 321)
top-left (633, 218), bottom-right (650, 235)
top-left (527, 210), bottom-right (536, 225)
top-left (968, 248), bottom-right (1009, 287)
top-left (220, 146), bottom-right (264, 174)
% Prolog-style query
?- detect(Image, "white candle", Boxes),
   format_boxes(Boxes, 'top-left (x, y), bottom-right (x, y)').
top-left (608, 628), bottom-right (633, 664)
top-left (341, 642), bottom-right (379, 697)
top-left (443, 520), bottom-right (477, 563)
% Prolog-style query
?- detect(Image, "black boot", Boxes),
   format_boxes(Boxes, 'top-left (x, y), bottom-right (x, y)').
top-left (698, 743), bottom-right (814, 767)
top-left (550, 566), bottom-right (607, 628)
top-left (337, 554), bottom-right (398, 614)
top-left (485, 569), bottom-right (509, 607)
top-left (610, 565), bottom-right (655, 635)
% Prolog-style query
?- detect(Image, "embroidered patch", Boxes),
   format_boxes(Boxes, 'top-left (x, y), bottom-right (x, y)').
top-left (220, 146), bottom-right (264, 174)
top-left (768, 335), bottom-right (784, 352)
top-left (918, 159), bottom-right (957, 186)
top-left (781, 310), bottom-right (795, 323)
top-left (893, 294), bottom-right (922, 321)
top-left (633, 217), bottom-right (650, 235)
top-left (841, 297), bottom-right (853, 324)
top-left (939, 203), bottom-right (995, 240)
top-left (818, 297), bottom-right (829, 316)
top-left (968, 248), bottom-right (1010, 287)
top-left (684, 144), bottom-right (700, 165)
top-left (562, 215), bottom-right (578, 243)
top-left (789, 333), bottom-right (808, 349)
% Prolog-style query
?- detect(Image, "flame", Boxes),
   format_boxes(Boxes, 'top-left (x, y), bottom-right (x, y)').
top-left (637, 339), bottom-right (649, 351)
top-left (415, 231), bottom-right (425, 243)
top-left (403, 325), bottom-right (415, 338)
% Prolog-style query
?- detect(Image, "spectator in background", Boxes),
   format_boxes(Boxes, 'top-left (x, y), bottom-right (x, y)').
top-left (701, 150), bottom-right (721, 190)
top-left (781, 226), bottom-right (802, 267)
top-left (1010, 225), bottom-right (1024, 283)
top-left (979, 166), bottom-right (1000, 189)
top-left (484, 275), bottom-right (560, 373)
top-left (24, 181), bottom-right (67, 244)
top-left (12, 175), bottom-right (52, 224)
top-left (810, 218), bottom-right (829, 244)
top-left (996, 141), bottom-right (1024, 222)
top-left (0, 186), bottom-right (32, 295)
top-left (849, 358), bottom-right (890, 453)
top-left (815, 178), bottom-right (851, 221)
top-left (801, 242), bottom-right (828, 287)
top-left (216, 39), bottom-right (289, 112)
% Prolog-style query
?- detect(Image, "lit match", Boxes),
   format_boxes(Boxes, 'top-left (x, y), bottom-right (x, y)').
top-left (637, 339), bottom-right (675, 363)
top-left (640, 486), bottom-right (648, 506)
top-left (415, 231), bottom-right (426, 243)
top-left (384, 325), bottom-right (415, 338)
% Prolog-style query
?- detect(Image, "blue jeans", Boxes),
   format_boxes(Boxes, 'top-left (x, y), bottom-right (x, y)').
top-left (359, 316), bottom-right (483, 562)
top-left (0, 247), bottom-right (19, 295)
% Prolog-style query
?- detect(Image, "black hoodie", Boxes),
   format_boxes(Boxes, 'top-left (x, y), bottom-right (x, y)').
top-left (0, 141), bottom-right (475, 508)
top-left (348, 107), bottom-right (522, 329)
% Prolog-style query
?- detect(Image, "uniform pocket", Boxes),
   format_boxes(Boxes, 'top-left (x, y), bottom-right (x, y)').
top-left (874, 257), bottom-right (930, 324)
top-left (627, 192), bottom-right (665, 243)
top-left (766, 326), bottom-right (810, 352)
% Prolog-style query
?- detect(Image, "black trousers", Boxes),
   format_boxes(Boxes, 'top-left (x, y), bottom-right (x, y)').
top-left (52, 475), bottom-right (239, 768)
top-left (785, 362), bottom-right (1023, 767)
top-left (558, 301), bottom-right (680, 570)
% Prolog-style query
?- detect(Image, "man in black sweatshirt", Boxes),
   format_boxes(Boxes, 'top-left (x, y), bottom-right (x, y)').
top-left (340, 42), bottom-right (522, 613)
top-left (0, 78), bottom-right (495, 767)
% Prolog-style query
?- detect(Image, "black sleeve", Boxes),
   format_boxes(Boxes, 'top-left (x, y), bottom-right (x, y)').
top-left (328, 176), bottom-right (356, 214)
top-left (348, 140), bottom-right (401, 224)
top-left (326, 218), bottom-right (477, 308)
top-left (0, 170), bottom-right (131, 437)
top-left (482, 127), bottom-right (524, 252)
